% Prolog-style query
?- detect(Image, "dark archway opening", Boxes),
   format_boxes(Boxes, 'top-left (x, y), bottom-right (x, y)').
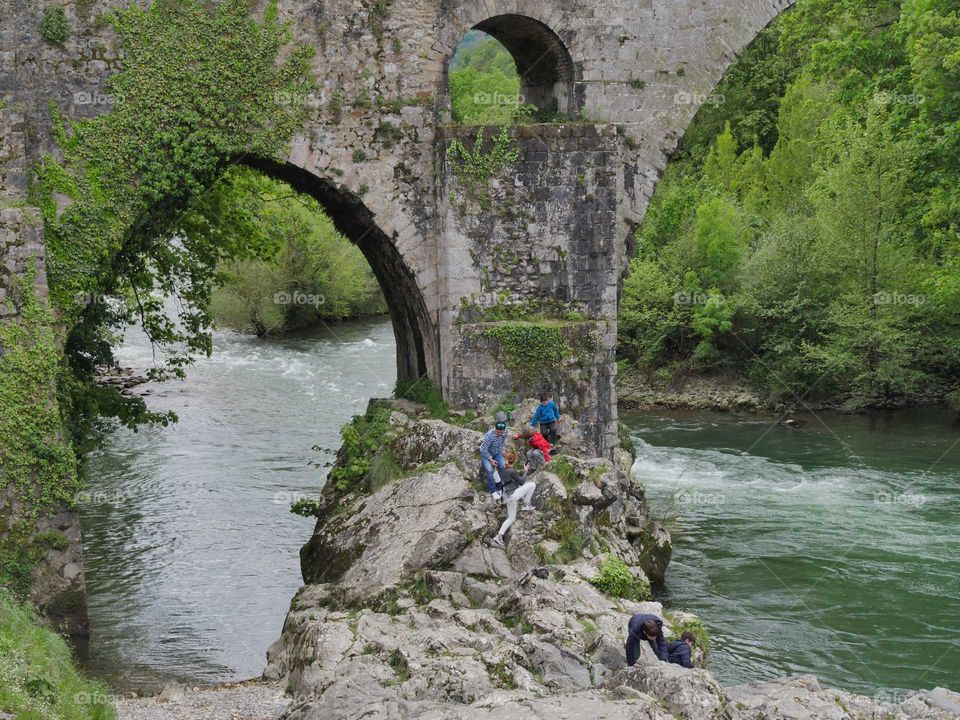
top-left (244, 158), bottom-right (435, 385)
top-left (446, 15), bottom-right (581, 122)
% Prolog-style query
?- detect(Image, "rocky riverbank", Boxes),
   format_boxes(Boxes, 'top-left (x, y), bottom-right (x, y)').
top-left (617, 367), bottom-right (959, 415)
top-left (259, 399), bottom-right (960, 720)
top-left (115, 679), bottom-right (287, 720)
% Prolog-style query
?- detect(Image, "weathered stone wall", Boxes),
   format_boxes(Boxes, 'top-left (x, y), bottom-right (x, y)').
top-left (439, 124), bottom-right (622, 452)
top-left (0, 103), bottom-right (88, 635)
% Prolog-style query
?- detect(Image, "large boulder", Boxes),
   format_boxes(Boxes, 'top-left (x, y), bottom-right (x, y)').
top-left (299, 464), bottom-right (488, 602)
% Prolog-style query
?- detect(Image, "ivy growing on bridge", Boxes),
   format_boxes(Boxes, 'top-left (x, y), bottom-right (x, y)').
top-left (7, 0), bottom-right (316, 590)
top-left (446, 126), bottom-right (520, 208)
top-left (0, 264), bottom-right (80, 594)
top-left (30, 0), bottom-right (316, 426)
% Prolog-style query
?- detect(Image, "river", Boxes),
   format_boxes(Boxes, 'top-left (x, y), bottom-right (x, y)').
top-left (627, 408), bottom-right (960, 698)
top-left (78, 316), bottom-right (959, 697)
top-left (77, 317), bottom-right (397, 691)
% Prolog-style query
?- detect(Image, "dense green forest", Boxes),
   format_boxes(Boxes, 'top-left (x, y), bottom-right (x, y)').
top-left (451, 2), bottom-right (960, 410)
top-left (182, 168), bottom-right (386, 337)
top-left (620, 0), bottom-right (959, 409)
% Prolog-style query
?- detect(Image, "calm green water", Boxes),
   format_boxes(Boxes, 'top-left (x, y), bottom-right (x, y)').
top-left (625, 408), bottom-right (960, 698)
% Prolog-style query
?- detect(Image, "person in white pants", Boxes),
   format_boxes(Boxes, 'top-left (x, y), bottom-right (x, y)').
top-left (491, 451), bottom-right (536, 547)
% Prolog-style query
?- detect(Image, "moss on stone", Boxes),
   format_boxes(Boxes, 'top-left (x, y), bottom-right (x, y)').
top-left (0, 265), bottom-right (80, 595)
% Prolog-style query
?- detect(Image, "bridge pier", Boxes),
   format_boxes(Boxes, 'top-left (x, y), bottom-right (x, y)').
top-left (436, 125), bottom-right (626, 457)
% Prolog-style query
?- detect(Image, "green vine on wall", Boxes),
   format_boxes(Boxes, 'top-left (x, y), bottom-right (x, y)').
top-left (0, 264), bottom-right (80, 594)
top-left (40, 6), bottom-right (69, 47)
top-left (446, 126), bottom-right (520, 208)
top-left (29, 0), bottom-right (315, 432)
top-left (480, 322), bottom-right (573, 385)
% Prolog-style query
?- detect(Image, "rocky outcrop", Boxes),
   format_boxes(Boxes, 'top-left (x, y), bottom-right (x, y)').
top-left (267, 401), bottom-right (960, 720)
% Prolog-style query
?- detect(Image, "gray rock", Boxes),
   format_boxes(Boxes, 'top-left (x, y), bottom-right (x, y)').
top-left (607, 664), bottom-right (729, 720)
top-left (157, 682), bottom-right (185, 703)
top-left (300, 465), bottom-right (487, 601)
top-left (526, 639), bottom-right (592, 691)
top-left (452, 542), bottom-right (514, 578)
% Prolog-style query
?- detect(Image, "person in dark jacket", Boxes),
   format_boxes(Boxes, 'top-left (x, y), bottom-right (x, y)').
top-left (625, 613), bottom-right (668, 666)
top-left (665, 631), bottom-right (697, 668)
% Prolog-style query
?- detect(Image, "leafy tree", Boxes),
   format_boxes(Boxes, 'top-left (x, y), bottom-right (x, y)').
top-left (619, 0), bottom-right (960, 409)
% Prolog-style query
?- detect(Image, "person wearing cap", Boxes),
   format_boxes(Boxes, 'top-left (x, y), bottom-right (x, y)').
top-left (479, 421), bottom-right (509, 496)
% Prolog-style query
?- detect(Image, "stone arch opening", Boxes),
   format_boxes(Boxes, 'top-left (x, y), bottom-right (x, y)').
top-left (244, 158), bottom-right (437, 386)
top-left (447, 14), bottom-right (580, 118)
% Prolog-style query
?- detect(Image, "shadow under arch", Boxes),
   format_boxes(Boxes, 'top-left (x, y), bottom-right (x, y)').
top-left (243, 157), bottom-right (437, 386)
top-left (451, 14), bottom-right (582, 115)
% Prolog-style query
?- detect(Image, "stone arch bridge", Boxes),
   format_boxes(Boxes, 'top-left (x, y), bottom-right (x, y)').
top-left (1, 0), bottom-right (796, 458)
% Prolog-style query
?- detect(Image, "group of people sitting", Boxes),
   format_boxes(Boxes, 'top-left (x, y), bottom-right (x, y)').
top-left (478, 393), bottom-right (561, 548)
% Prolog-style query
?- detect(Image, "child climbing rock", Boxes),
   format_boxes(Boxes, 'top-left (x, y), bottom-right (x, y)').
top-left (530, 393), bottom-right (561, 444)
top-left (517, 426), bottom-right (552, 465)
top-left (490, 451), bottom-right (536, 547)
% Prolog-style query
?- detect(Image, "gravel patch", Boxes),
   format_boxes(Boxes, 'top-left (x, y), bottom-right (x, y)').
top-left (116, 680), bottom-right (289, 720)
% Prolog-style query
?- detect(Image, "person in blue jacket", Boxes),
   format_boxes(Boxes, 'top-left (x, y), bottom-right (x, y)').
top-left (625, 613), bottom-right (668, 666)
top-left (666, 631), bottom-right (697, 668)
top-left (530, 393), bottom-right (561, 444)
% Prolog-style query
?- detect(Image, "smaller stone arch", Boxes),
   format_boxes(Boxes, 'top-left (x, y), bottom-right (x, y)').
top-left (244, 158), bottom-right (438, 387)
top-left (447, 14), bottom-right (582, 117)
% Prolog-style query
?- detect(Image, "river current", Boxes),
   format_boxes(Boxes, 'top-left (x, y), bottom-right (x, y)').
top-left (79, 317), bottom-right (959, 697)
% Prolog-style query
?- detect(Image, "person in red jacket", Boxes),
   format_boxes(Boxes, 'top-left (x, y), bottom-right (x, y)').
top-left (517, 426), bottom-right (552, 464)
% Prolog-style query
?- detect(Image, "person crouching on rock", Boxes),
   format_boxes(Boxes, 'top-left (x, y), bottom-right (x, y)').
top-left (625, 613), bottom-right (668, 666)
top-left (490, 451), bottom-right (536, 548)
top-left (666, 631), bottom-right (697, 668)
top-left (517, 426), bottom-right (552, 464)
top-left (480, 420), bottom-right (509, 498)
